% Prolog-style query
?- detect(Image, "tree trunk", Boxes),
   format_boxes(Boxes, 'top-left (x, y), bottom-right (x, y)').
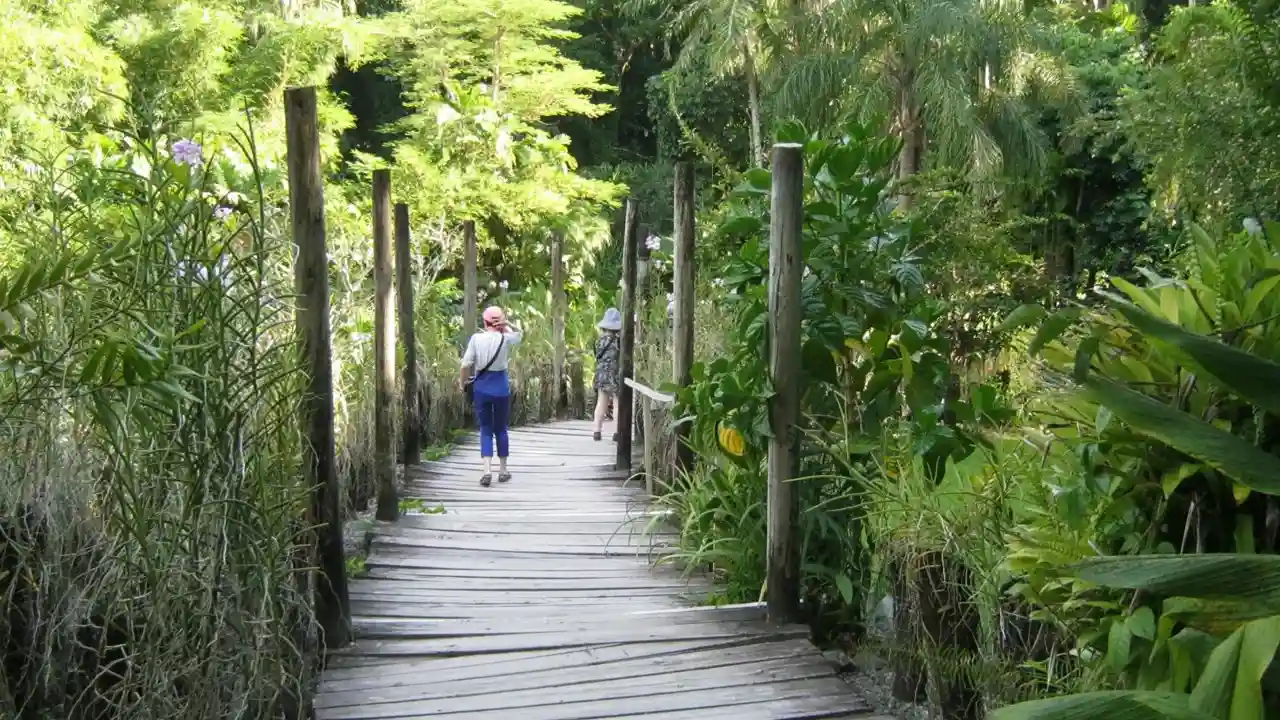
top-left (745, 46), bottom-right (764, 168)
top-left (896, 77), bottom-right (926, 212)
top-left (896, 81), bottom-right (923, 211)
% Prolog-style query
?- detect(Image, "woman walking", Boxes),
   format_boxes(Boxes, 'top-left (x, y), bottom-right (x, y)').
top-left (592, 308), bottom-right (621, 442)
top-left (460, 306), bottom-right (522, 487)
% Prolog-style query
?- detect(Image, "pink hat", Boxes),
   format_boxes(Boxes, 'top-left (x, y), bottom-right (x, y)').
top-left (482, 306), bottom-right (505, 328)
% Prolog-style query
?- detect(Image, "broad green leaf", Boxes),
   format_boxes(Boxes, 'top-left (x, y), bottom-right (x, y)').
top-left (835, 573), bottom-right (854, 604)
top-left (1190, 625), bottom-right (1243, 717)
top-left (1227, 616), bottom-right (1280, 719)
top-left (1109, 618), bottom-right (1133, 670)
top-left (1080, 375), bottom-right (1280, 495)
top-left (1075, 555), bottom-right (1280, 607)
top-left (1128, 607), bottom-right (1157, 641)
top-left (1112, 277), bottom-right (1165, 318)
top-left (990, 691), bottom-right (1215, 720)
top-left (1000, 305), bottom-right (1046, 332)
top-left (718, 215), bottom-right (762, 237)
top-left (1029, 308), bottom-right (1082, 356)
top-left (1162, 464), bottom-right (1202, 498)
top-left (1109, 300), bottom-right (1280, 417)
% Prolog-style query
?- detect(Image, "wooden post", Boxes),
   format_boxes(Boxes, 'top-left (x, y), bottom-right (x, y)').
top-left (671, 162), bottom-right (696, 475)
top-left (766, 143), bottom-right (803, 623)
top-left (395, 203), bottom-right (419, 466)
top-left (284, 86), bottom-right (350, 650)
top-left (463, 220), bottom-right (478, 337)
top-left (373, 169), bottom-right (398, 522)
top-left (550, 231), bottom-right (566, 417)
top-left (616, 199), bottom-right (639, 472)
top-left (634, 227), bottom-right (651, 445)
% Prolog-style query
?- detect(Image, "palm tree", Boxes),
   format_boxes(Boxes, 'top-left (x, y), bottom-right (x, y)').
top-left (630, 0), bottom-right (777, 167)
top-left (771, 0), bottom-right (1075, 207)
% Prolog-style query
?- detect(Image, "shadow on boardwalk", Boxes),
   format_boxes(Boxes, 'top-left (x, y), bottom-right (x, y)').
top-left (316, 420), bottom-right (889, 719)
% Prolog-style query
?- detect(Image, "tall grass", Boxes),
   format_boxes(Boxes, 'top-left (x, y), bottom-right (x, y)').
top-left (0, 129), bottom-right (311, 718)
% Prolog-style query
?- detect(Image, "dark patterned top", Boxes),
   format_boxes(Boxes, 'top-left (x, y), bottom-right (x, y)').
top-left (593, 332), bottom-right (620, 395)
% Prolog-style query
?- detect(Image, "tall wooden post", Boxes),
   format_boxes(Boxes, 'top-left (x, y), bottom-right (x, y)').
top-left (616, 199), bottom-right (639, 472)
top-left (373, 169), bottom-right (398, 522)
top-left (463, 220), bottom-right (478, 336)
top-left (672, 162), bottom-right (696, 475)
top-left (766, 143), bottom-right (803, 623)
top-left (395, 203), bottom-right (419, 466)
top-left (284, 86), bottom-right (350, 649)
top-left (550, 231), bottom-right (566, 417)
top-left (635, 228), bottom-right (651, 446)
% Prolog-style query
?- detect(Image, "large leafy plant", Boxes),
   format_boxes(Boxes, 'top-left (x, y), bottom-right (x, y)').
top-left (997, 220), bottom-right (1280, 718)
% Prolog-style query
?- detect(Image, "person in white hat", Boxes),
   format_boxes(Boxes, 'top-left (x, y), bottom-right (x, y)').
top-left (592, 307), bottom-right (622, 441)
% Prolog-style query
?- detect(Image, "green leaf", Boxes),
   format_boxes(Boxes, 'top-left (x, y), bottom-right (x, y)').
top-left (1109, 618), bottom-right (1133, 670)
top-left (835, 573), bottom-right (854, 604)
top-left (999, 304), bottom-right (1046, 332)
top-left (1190, 626), bottom-right (1243, 717)
top-left (1128, 607), bottom-right (1157, 641)
top-left (1080, 375), bottom-right (1280, 495)
top-left (743, 168), bottom-right (771, 191)
top-left (1109, 300), bottom-right (1280, 417)
top-left (1075, 554), bottom-right (1280, 607)
top-left (718, 215), bottom-right (763, 237)
top-left (1226, 616), bottom-right (1280, 719)
top-left (989, 691), bottom-right (1216, 720)
top-left (1029, 308), bottom-right (1082, 356)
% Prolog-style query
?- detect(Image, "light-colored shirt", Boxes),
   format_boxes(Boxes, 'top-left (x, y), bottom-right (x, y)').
top-left (461, 329), bottom-right (522, 371)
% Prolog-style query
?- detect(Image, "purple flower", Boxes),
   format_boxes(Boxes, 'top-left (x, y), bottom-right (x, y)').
top-left (172, 139), bottom-right (202, 167)
top-left (213, 206), bottom-right (232, 221)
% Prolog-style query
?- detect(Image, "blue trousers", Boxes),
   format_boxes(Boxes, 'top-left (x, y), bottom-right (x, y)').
top-left (475, 392), bottom-right (510, 458)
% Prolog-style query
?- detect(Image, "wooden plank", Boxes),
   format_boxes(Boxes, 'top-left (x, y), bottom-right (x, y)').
top-left (317, 639), bottom-right (818, 701)
top-left (316, 677), bottom-right (862, 720)
top-left (767, 142), bottom-right (803, 622)
top-left (372, 168), bottom-right (398, 521)
top-left (334, 621), bottom-right (809, 657)
top-left (284, 85), bottom-right (349, 649)
top-left (319, 654), bottom-right (834, 715)
top-left (394, 202), bottom-right (419, 466)
top-left (321, 636), bottom-right (767, 682)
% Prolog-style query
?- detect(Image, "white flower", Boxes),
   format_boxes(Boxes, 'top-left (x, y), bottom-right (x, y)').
top-left (645, 235), bottom-right (661, 251)
top-left (1244, 217), bottom-right (1263, 236)
top-left (351, 332), bottom-right (372, 343)
top-left (803, 266), bottom-right (812, 278)
top-left (171, 139), bottom-right (203, 167)
top-left (666, 292), bottom-right (674, 302)
top-left (499, 280), bottom-right (509, 290)
top-left (213, 206), bottom-right (232, 221)
top-left (711, 278), bottom-right (726, 288)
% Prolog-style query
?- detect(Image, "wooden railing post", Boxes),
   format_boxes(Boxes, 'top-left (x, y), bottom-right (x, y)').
top-left (616, 199), bottom-right (639, 472)
top-left (550, 231), bottom-right (566, 418)
top-left (463, 220), bottom-right (478, 337)
top-left (766, 143), bottom-right (804, 623)
top-left (373, 169), bottom-right (398, 522)
top-left (395, 202), bottom-right (419, 466)
top-left (284, 86), bottom-right (350, 650)
top-left (672, 162), bottom-right (696, 475)
top-left (635, 227), bottom-right (651, 448)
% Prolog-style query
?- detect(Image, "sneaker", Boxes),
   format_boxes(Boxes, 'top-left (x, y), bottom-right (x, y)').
top-left (612, 433), bottom-right (619, 442)
top-left (479, 473), bottom-right (492, 487)
top-left (498, 472), bottom-right (511, 483)
top-left (593, 432), bottom-right (601, 441)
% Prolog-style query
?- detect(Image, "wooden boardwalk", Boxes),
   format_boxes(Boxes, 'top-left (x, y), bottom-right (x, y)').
top-left (316, 420), bottom-right (885, 719)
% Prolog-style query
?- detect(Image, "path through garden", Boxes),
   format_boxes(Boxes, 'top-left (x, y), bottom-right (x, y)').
top-left (312, 420), bottom-right (889, 719)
